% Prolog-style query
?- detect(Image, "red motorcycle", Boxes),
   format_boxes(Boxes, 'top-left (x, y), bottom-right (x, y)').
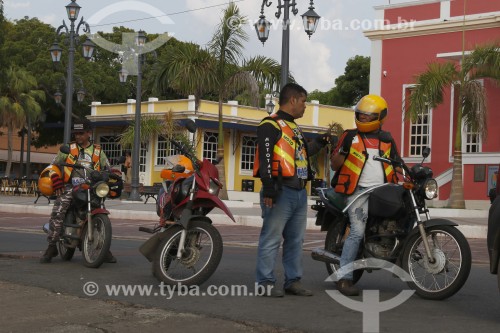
top-left (139, 120), bottom-right (235, 286)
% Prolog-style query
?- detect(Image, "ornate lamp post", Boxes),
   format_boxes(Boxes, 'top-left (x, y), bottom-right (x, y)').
top-left (49, 0), bottom-right (95, 144)
top-left (255, 0), bottom-right (320, 89)
top-left (118, 30), bottom-right (147, 201)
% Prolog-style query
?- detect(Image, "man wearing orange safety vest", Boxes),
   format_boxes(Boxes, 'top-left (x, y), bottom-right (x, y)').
top-left (40, 119), bottom-right (117, 264)
top-left (330, 94), bottom-right (402, 296)
top-left (253, 83), bottom-right (329, 297)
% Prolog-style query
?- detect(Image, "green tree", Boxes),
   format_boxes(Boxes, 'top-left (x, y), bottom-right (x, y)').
top-left (153, 42), bottom-right (217, 111)
top-left (0, 67), bottom-right (45, 177)
top-left (208, 2), bottom-right (283, 199)
top-left (154, 3), bottom-right (281, 199)
top-left (331, 55), bottom-right (370, 107)
top-left (304, 56), bottom-right (369, 107)
top-left (407, 43), bottom-right (500, 208)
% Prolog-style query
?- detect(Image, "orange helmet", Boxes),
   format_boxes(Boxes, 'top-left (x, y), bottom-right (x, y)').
top-left (354, 95), bottom-right (388, 133)
top-left (160, 155), bottom-right (194, 180)
top-left (38, 165), bottom-right (62, 196)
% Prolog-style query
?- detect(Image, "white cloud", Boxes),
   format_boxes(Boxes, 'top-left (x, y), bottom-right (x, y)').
top-left (5, 0), bottom-right (31, 9)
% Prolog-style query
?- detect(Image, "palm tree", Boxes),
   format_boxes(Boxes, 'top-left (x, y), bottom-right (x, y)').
top-left (153, 42), bottom-right (217, 111)
top-left (208, 3), bottom-right (284, 199)
top-left (154, 3), bottom-right (282, 199)
top-left (0, 66), bottom-right (45, 177)
top-left (407, 43), bottom-right (500, 208)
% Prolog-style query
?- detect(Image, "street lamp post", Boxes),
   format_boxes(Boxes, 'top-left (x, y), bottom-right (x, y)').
top-left (49, 0), bottom-right (95, 144)
top-left (255, 0), bottom-right (320, 90)
top-left (118, 30), bottom-right (147, 201)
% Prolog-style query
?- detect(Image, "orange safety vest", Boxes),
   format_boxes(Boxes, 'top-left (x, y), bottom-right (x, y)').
top-left (334, 133), bottom-right (396, 195)
top-left (253, 114), bottom-right (308, 178)
top-left (63, 143), bottom-right (102, 182)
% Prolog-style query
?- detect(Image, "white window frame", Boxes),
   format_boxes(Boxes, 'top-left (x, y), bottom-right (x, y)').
top-left (203, 131), bottom-right (218, 163)
top-left (97, 134), bottom-right (123, 164)
top-left (408, 105), bottom-right (431, 157)
top-left (401, 84), bottom-right (433, 163)
top-left (239, 134), bottom-right (257, 175)
top-left (462, 122), bottom-right (482, 153)
top-left (155, 134), bottom-right (180, 167)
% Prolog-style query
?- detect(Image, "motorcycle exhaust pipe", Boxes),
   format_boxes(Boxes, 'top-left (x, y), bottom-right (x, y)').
top-left (311, 248), bottom-right (341, 265)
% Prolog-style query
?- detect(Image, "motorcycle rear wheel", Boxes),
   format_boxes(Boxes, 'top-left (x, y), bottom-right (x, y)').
top-left (153, 219), bottom-right (223, 286)
top-left (57, 242), bottom-right (75, 261)
top-left (325, 221), bottom-right (363, 284)
top-left (81, 214), bottom-right (112, 268)
top-left (402, 225), bottom-right (471, 300)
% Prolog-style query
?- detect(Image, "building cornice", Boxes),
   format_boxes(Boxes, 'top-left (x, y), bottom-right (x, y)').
top-left (374, 0), bottom-right (445, 11)
top-left (364, 14), bottom-right (500, 40)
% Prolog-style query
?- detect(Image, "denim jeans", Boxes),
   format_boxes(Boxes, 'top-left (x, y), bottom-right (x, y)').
top-left (256, 185), bottom-right (308, 288)
top-left (339, 187), bottom-right (369, 280)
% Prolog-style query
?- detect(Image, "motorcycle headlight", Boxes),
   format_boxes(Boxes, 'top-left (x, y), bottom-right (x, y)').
top-left (95, 182), bottom-right (110, 198)
top-left (208, 178), bottom-right (221, 194)
top-left (423, 179), bottom-right (438, 200)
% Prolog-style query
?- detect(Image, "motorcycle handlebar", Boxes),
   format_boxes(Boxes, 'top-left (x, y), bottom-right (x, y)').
top-left (170, 140), bottom-right (201, 168)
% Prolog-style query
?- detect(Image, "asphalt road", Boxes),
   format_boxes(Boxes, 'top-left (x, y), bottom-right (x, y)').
top-left (0, 218), bottom-right (499, 333)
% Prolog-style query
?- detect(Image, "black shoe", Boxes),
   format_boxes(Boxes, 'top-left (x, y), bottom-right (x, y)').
top-left (285, 281), bottom-right (313, 296)
top-left (40, 244), bottom-right (58, 263)
top-left (104, 251), bottom-right (117, 263)
top-left (258, 282), bottom-right (284, 297)
top-left (336, 279), bottom-right (360, 296)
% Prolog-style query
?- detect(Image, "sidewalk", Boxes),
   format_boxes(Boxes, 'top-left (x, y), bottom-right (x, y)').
top-left (0, 193), bottom-right (489, 238)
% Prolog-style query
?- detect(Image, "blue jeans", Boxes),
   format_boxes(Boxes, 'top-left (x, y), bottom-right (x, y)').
top-left (339, 187), bottom-right (369, 280)
top-left (256, 186), bottom-right (308, 288)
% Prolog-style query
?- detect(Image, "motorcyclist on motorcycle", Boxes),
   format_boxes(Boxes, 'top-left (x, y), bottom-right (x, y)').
top-left (329, 94), bottom-right (402, 296)
top-left (40, 119), bottom-right (117, 264)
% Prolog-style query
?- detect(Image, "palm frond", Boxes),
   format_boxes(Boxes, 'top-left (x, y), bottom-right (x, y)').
top-left (461, 79), bottom-right (488, 140)
top-left (407, 62), bottom-right (458, 122)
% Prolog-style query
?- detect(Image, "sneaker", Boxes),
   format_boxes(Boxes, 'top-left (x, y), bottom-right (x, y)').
top-left (284, 281), bottom-right (313, 296)
top-left (336, 279), bottom-right (360, 296)
top-left (258, 282), bottom-right (284, 297)
top-left (104, 251), bottom-right (117, 263)
top-left (40, 244), bottom-right (58, 263)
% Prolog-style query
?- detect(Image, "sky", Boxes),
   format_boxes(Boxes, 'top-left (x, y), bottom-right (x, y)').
top-left (3, 0), bottom-right (418, 93)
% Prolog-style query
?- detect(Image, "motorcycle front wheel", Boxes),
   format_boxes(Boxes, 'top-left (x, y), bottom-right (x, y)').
top-left (402, 225), bottom-right (471, 300)
top-left (153, 219), bottom-right (223, 286)
top-left (325, 221), bottom-right (363, 284)
top-left (81, 214), bottom-right (112, 268)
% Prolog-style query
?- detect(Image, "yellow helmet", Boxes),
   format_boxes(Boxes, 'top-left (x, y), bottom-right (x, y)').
top-left (354, 95), bottom-right (388, 133)
top-left (38, 165), bottom-right (62, 196)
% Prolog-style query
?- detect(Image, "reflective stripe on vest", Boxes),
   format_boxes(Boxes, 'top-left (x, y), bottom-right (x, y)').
top-left (334, 134), bottom-right (395, 195)
top-left (253, 115), bottom-right (307, 178)
top-left (63, 143), bottom-right (102, 183)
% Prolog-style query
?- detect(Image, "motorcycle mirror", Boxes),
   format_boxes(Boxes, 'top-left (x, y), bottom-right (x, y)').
top-left (59, 144), bottom-right (70, 154)
top-left (422, 147), bottom-right (431, 159)
top-left (329, 135), bottom-right (339, 147)
top-left (185, 119), bottom-right (197, 134)
top-left (116, 156), bottom-right (126, 164)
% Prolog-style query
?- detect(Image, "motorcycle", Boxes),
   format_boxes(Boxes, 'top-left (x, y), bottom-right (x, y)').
top-left (43, 145), bottom-right (124, 268)
top-left (311, 147), bottom-right (472, 300)
top-left (139, 120), bottom-right (235, 286)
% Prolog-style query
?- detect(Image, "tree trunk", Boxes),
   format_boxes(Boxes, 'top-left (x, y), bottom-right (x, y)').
top-left (448, 150), bottom-right (466, 208)
top-left (217, 98), bottom-right (228, 200)
top-left (6, 127), bottom-right (13, 178)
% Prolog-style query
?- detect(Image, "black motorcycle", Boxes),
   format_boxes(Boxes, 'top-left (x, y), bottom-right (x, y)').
top-left (312, 147), bottom-right (472, 300)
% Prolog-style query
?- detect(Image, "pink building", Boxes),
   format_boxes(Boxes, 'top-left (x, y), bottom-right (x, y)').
top-left (365, 0), bottom-right (500, 205)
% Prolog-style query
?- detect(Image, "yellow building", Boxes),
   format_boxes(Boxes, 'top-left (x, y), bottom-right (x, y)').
top-left (86, 95), bottom-right (354, 195)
